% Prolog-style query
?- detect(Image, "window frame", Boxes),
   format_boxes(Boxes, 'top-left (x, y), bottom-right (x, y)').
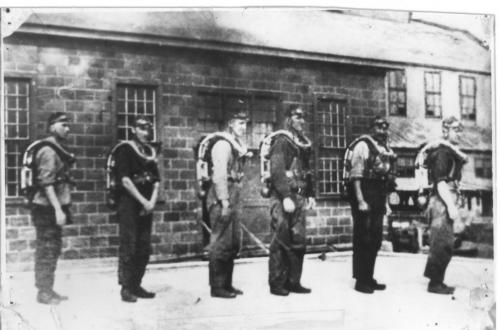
top-left (313, 96), bottom-right (351, 199)
top-left (4, 76), bottom-right (36, 202)
top-left (194, 87), bottom-right (283, 150)
top-left (459, 75), bottom-right (477, 121)
top-left (387, 70), bottom-right (407, 117)
top-left (474, 155), bottom-right (492, 179)
top-left (424, 71), bottom-right (442, 118)
top-left (114, 83), bottom-right (160, 142)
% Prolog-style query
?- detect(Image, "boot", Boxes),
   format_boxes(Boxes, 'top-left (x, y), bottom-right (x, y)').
top-left (121, 287), bottom-right (138, 303)
top-left (270, 287), bottom-right (290, 296)
top-left (211, 288), bottom-right (237, 298)
top-left (287, 283), bottom-right (311, 294)
top-left (37, 290), bottom-right (60, 305)
top-left (355, 281), bottom-right (374, 294)
top-left (427, 281), bottom-right (455, 295)
top-left (134, 286), bottom-right (155, 298)
top-left (369, 279), bottom-right (386, 291)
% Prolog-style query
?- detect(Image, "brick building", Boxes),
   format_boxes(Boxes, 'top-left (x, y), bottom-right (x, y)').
top-left (2, 10), bottom-right (492, 268)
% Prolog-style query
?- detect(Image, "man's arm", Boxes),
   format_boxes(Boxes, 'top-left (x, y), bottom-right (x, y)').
top-left (37, 147), bottom-right (66, 225)
top-left (430, 148), bottom-right (458, 220)
top-left (350, 142), bottom-right (370, 212)
top-left (269, 137), bottom-right (292, 199)
top-left (121, 177), bottom-right (153, 212)
top-left (211, 140), bottom-right (231, 211)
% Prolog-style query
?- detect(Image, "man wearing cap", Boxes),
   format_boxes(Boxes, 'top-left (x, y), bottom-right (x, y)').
top-left (421, 116), bottom-right (467, 294)
top-left (113, 116), bottom-right (160, 302)
top-left (31, 112), bottom-right (74, 304)
top-left (347, 116), bottom-right (396, 294)
top-left (207, 109), bottom-right (249, 298)
top-left (267, 105), bottom-right (315, 296)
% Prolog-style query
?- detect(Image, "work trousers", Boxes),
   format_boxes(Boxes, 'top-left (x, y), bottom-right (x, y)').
top-left (117, 195), bottom-right (153, 289)
top-left (424, 195), bottom-right (455, 283)
top-left (268, 195), bottom-right (307, 289)
top-left (32, 204), bottom-right (70, 292)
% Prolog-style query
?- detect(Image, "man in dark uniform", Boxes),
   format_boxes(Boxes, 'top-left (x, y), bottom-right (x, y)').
top-left (207, 110), bottom-right (249, 299)
top-left (114, 116), bottom-right (160, 302)
top-left (32, 112), bottom-right (74, 304)
top-left (268, 105), bottom-right (315, 296)
top-left (422, 116), bottom-right (467, 294)
top-left (348, 116), bottom-right (396, 294)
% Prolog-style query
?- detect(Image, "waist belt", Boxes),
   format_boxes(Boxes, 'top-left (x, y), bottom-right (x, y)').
top-left (291, 187), bottom-right (307, 195)
top-left (132, 174), bottom-right (158, 185)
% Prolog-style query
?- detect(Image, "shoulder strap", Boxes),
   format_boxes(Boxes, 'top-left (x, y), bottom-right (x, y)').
top-left (347, 135), bottom-right (380, 155)
top-left (197, 132), bottom-right (248, 160)
top-left (108, 140), bottom-right (157, 163)
top-left (23, 139), bottom-right (75, 166)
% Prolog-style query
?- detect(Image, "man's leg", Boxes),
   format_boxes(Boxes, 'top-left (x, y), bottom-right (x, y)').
top-left (351, 208), bottom-right (374, 294)
top-left (133, 214), bottom-right (154, 298)
top-left (424, 196), bottom-right (455, 294)
top-left (367, 211), bottom-right (386, 290)
top-left (287, 206), bottom-right (310, 293)
top-left (268, 200), bottom-right (291, 296)
top-left (118, 199), bottom-right (139, 302)
top-left (33, 206), bottom-right (63, 304)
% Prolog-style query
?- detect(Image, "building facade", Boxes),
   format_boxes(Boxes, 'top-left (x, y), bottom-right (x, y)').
top-left (3, 10), bottom-right (492, 268)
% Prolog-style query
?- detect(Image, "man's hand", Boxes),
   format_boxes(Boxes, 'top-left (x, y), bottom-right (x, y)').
top-left (307, 197), bottom-right (316, 210)
top-left (221, 199), bottom-right (231, 217)
top-left (142, 200), bottom-right (155, 214)
top-left (55, 208), bottom-right (66, 226)
top-left (358, 200), bottom-right (370, 212)
top-left (447, 205), bottom-right (459, 220)
top-left (283, 197), bottom-right (296, 213)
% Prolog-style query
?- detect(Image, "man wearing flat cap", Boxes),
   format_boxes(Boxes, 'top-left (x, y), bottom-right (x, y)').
top-left (347, 116), bottom-right (396, 294)
top-left (267, 105), bottom-right (315, 296)
top-left (113, 116), bottom-right (160, 302)
top-left (421, 116), bottom-right (468, 294)
top-left (206, 108), bottom-right (250, 298)
top-left (31, 112), bottom-right (75, 304)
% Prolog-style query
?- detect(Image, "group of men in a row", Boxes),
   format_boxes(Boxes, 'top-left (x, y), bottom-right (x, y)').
top-left (29, 105), bottom-right (466, 304)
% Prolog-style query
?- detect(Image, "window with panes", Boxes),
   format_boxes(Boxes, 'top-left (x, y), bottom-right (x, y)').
top-left (388, 70), bottom-right (406, 116)
top-left (116, 85), bottom-right (157, 141)
top-left (4, 79), bottom-right (30, 197)
top-left (424, 72), bottom-right (442, 117)
top-left (459, 76), bottom-right (476, 121)
top-left (314, 98), bottom-right (349, 197)
top-left (395, 152), bottom-right (416, 178)
top-left (474, 155), bottom-right (492, 179)
top-left (195, 89), bottom-right (279, 149)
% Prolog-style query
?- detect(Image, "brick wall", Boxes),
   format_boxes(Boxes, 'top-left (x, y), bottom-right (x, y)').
top-left (4, 35), bottom-right (386, 268)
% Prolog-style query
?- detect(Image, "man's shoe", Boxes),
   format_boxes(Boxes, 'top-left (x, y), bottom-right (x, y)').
top-left (50, 290), bottom-right (69, 301)
top-left (270, 287), bottom-right (290, 296)
top-left (287, 284), bottom-right (312, 294)
top-left (37, 290), bottom-right (60, 305)
top-left (121, 287), bottom-right (138, 303)
top-left (226, 286), bottom-right (243, 295)
top-left (134, 286), bottom-right (155, 299)
top-left (211, 288), bottom-right (237, 298)
top-left (369, 279), bottom-right (386, 291)
top-left (427, 282), bottom-right (454, 295)
top-left (355, 281), bottom-right (374, 294)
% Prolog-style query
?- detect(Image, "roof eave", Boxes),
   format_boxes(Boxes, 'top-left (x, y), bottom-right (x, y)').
top-left (10, 23), bottom-right (492, 75)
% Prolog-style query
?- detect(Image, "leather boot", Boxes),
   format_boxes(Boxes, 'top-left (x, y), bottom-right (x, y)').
top-left (134, 286), bottom-right (155, 298)
top-left (37, 290), bottom-right (60, 305)
top-left (211, 288), bottom-right (237, 298)
top-left (287, 283), bottom-right (311, 294)
top-left (369, 279), bottom-right (386, 291)
top-left (427, 281), bottom-right (455, 294)
top-left (355, 281), bottom-right (374, 294)
top-left (121, 287), bottom-right (138, 303)
top-left (270, 287), bottom-right (289, 296)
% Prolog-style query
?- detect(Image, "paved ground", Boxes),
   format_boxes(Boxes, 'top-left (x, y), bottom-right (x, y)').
top-left (1, 252), bottom-right (495, 330)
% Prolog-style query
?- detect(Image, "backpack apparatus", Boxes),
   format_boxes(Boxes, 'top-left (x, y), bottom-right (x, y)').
top-left (20, 139), bottom-right (76, 206)
top-left (194, 132), bottom-right (249, 200)
top-left (414, 139), bottom-right (468, 204)
top-left (340, 135), bottom-right (397, 199)
top-left (259, 130), bottom-right (312, 198)
top-left (105, 140), bottom-right (158, 209)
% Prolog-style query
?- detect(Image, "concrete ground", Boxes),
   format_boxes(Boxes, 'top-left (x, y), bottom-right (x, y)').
top-left (1, 252), bottom-right (495, 330)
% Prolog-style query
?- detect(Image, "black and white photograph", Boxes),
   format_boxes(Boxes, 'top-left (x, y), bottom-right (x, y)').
top-left (0, 5), bottom-right (495, 330)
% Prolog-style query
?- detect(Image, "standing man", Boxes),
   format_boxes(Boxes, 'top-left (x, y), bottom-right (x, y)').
top-left (206, 109), bottom-right (249, 299)
top-left (421, 116), bottom-right (467, 294)
top-left (114, 116), bottom-right (160, 302)
top-left (268, 105), bottom-right (315, 296)
top-left (31, 112), bottom-right (75, 304)
top-left (347, 116), bottom-right (396, 294)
